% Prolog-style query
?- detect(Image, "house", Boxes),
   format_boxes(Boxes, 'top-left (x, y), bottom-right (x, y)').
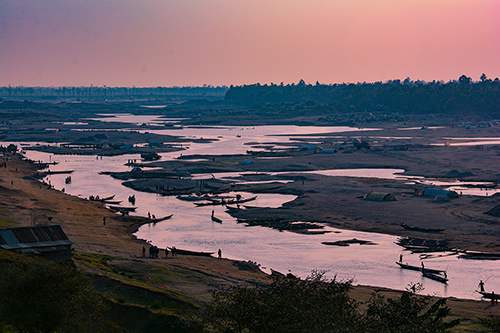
top-left (0, 225), bottom-right (73, 261)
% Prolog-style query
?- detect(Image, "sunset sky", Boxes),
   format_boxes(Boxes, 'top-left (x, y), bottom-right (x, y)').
top-left (1, 0), bottom-right (499, 87)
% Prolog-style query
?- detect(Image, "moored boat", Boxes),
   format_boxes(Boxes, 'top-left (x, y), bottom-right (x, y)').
top-left (422, 271), bottom-right (448, 283)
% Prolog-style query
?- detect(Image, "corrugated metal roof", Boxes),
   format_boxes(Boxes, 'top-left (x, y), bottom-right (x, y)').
top-left (0, 225), bottom-right (72, 250)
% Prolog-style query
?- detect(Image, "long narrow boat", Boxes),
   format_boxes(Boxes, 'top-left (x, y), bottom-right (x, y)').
top-left (169, 248), bottom-right (214, 257)
top-left (396, 262), bottom-right (446, 275)
top-left (194, 196), bottom-right (257, 207)
top-left (422, 271), bottom-right (448, 283)
top-left (478, 291), bottom-right (500, 300)
top-left (150, 214), bottom-right (173, 223)
top-left (108, 205), bottom-right (137, 212)
top-left (395, 262), bottom-right (421, 271)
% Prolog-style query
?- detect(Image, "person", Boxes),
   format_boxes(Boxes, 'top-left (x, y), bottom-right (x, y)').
top-left (103, 217), bottom-right (106, 225)
top-left (165, 247), bottom-right (169, 258)
top-left (479, 280), bottom-right (485, 292)
top-left (148, 211), bottom-right (151, 219)
top-left (142, 246), bottom-right (146, 258)
top-left (491, 291), bottom-right (495, 305)
top-left (421, 262), bottom-right (425, 269)
top-left (218, 249), bottom-right (222, 260)
top-left (399, 254), bottom-right (403, 263)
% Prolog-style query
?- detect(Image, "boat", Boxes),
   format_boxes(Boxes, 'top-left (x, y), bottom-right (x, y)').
top-left (169, 248), bottom-right (214, 257)
top-left (271, 269), bottom-right (286, 278)
top-left (102, 200), bottom-right (122, 205)
top-left (396, 262), bottom-right (446, 275)
top-left (478, 291), bottom-right (500, 300)
top-left (400, 223), bottom-right (445, 233)
top-left (194, 196), bottom-right (257, 207)
top-left (108, 206), bottom-right (137, 212)
top-left (458, 250), bottom-right (500, 260)
top-left (396, 262), bottom-right (422, 271)
top-left (89, 195), bottom-right (115, 202)
top-left (151, 214), bottom-right (173, 223)
top-left (211, 210), bottom-right (222, 223)
top-left (422, 271), bottom-right (448, 283)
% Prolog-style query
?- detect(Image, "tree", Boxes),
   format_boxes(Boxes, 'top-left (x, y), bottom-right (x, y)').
top-left (0, 260), bottom-right (123, 333)
top-left (204, 277), bottom-right (459, 333)
top-left (362, 284), bottom-right (460, 333)
top-left (203, 271), bottom-right (360, 333)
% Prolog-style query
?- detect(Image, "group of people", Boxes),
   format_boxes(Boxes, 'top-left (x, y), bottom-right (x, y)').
top-left (142, 245), bottom-right (177, 259)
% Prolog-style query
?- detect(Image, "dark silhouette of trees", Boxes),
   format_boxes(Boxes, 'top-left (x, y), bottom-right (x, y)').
top-left (203, 271), bottom-right (459, 333)
top-left (224, 76), bottom-right (500, 117)
top-left (0, 259), bottom-right (124, 333)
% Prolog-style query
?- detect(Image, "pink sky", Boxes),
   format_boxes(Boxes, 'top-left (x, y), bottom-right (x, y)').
top-left (1, 0), bottom-right (499, 87)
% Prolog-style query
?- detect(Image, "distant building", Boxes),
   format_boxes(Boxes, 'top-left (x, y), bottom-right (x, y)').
top-left (0, 225), bottom-right (73, 261)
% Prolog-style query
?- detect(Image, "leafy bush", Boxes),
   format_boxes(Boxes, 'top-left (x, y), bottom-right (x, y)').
top-left (203, 273), bottom-right (459, 333)
top-left (0, 260), bottom-right (124, 333)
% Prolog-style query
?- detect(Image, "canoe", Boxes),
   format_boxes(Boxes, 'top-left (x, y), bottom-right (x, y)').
top-left (211, 216), bottom-right (222, 223)
top-left (109, 205), bottom-right (136, 212)
top-left (194, 196), bottom-right (257, 207)
top-left (422, 271), bottom-right (448, 283)
top-left (396, 262), bottom-right (446, 275)
top-left (400, 223), bottom-right (445, 233)
top-left (151, 214), bottom-right (173, 223)
top-left (89, 195), bottom-right (115, 202)
top-left (478, 291), bottom-right (500, 300)
top-left (169, 248), bottom-right (214, 257)
top-left (396, 262), bottom-right (422, 271)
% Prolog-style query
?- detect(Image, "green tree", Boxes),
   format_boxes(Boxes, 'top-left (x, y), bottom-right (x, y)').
top-left (0, 260), bottom-right (123, 333)
top-left (362, 284), bottom-right (459, 333)
top-left (203, 270), bottom-right (360, 333)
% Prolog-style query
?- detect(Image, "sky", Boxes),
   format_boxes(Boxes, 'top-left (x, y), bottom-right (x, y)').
top-left (1, 0), bottom-right (499, 87)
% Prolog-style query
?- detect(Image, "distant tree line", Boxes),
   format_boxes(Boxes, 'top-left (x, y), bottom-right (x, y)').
top-left (225, 75), bottom-right (500, 116)
top-left (0, 85), bottom-right (228, 98)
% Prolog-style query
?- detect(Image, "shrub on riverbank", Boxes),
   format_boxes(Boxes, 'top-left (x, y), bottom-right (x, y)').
top-left (203, 271), bottom-right (460, 333)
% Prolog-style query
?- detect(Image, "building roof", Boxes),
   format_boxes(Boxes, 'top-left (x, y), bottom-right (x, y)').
top-left (0, 225), bottom-right (73, 251)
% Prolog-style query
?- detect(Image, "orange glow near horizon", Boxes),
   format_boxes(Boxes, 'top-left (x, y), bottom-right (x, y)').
top-left (1, 0), bottom-right (499, 87)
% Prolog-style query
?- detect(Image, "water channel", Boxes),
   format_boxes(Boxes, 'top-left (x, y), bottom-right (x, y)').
top-left (6, 114), bottom-right (499, 301)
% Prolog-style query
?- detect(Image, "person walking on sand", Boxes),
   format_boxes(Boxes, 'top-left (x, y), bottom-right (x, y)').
top-left (165, 247), bottom-right (169, 258)
top-left (399, 254), bottom-right (403, 263)
top-left (218, 249), bottom-right (222, 260)
top-left (479, 280), bottom-right (485, 293)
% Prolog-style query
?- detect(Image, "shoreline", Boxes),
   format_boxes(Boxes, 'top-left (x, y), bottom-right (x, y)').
top-left (1, 152), bottom-right (499, 328)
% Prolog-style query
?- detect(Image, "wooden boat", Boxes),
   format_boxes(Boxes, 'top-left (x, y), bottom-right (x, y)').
top-left (396, 262), bottom-right (446, 275)
top-left (271, 269), bottom-right (286, 278)
top-left (422, 271), bottom-right (448, 283)
top-left (396, 262), bottom-right (422, 271)
top-left (102, 200), bottom-right (122, 205)
top-left (151, 214), bottom-right (173, 223)
top-left (478, 291), bottom-right (500, 300)
top-left (194, 196), bottom-right (257, 207)
top-left (458, 250), bottom-right (500, 260)
top-left (211, 210), bottom-right (222, 223)
top-left (43, 170), bottom-right (74, 175)
top-left (401, 223), bottom-right (445, 233)
top-left (169, 248), bottom-right (214, 257)
top-left (89, 195), bottom-right (115, 202)
top-left (108, 205), bottom-right (137, 212)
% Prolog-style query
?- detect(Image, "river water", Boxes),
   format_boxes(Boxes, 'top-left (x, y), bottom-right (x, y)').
top-left (7, 115), bottom-right (499, 301)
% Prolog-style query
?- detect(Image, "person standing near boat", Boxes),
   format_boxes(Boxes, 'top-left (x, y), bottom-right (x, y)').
top-left (399, 254), bottom-right (403, 263)
top-left (218, 249), bottom-right (222, 260)
top-left (479, 280), bottom-right (484, 292)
